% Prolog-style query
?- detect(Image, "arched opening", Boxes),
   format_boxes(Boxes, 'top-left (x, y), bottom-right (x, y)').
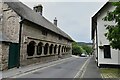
top-left (62, 46), bottom-right (64, 53)
top-left (37, 42), bottom-right (43, 55)
top-left (64, 46), bottom-right (66, 52)
top-left (44, 43), bottom-right (49, 55)
top-left (58, 45), bottom-right (61, 55)
top-left (54, 45), bottom-right (57, 54)
top-left (49, 44), bottom-right (53, 55)
top-left (27, 41), bottom-right (36, 56)
top-left (64, 47), bottom-right (66, 52)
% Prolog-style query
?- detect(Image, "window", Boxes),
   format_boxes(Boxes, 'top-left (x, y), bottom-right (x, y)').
top-left (59, 36), bottom-right (62, 40)
top-left (0, 17), bottom-right (1, 22)
top-left (0, 14), bottom-right (2, 23)
top-left (42, 30), bottom-right (47, 36)
top-left (104, 45), bottom-right (111, 58)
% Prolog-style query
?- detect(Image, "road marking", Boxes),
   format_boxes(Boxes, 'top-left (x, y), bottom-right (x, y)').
top-left (80, 57), bottom-right (91, 78)
top-left (74, 57), bottom-right (91, 78)
top-left (12, 57), bottom-right (75, 78)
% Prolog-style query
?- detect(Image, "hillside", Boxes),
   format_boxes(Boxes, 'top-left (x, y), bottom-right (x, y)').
top-left (77, 42), bottom-right (93, 47)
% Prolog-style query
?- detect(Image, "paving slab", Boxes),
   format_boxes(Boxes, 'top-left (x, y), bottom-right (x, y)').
top-left (82, 56), bottom-right (102, 78)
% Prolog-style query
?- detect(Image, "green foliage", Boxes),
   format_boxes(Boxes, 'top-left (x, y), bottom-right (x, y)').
top-left (103, 2), bottom-right (120, 50)
top-left (72, 42), bottom-right (84, 56)
top-left (80, 44), bottom-right (93, 55)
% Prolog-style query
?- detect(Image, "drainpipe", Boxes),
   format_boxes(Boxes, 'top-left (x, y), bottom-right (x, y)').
top-left (17, 18), bottom-right (24, 68)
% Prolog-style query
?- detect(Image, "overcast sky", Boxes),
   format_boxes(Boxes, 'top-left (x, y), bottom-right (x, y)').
top-left (19, 0), bottom-right (108, 43)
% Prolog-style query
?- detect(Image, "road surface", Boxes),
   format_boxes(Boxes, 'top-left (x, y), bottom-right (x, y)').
top-left (18, 56), bottom-right (89, 78)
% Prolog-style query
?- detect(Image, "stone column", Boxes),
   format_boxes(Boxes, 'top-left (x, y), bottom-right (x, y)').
top-left (60, 47), bottom-right (62, 57)
top-left (52, 46), bottom-right (54, 55)
top-left (34, 45), bottom-right (37, 56)
top-left (63, 48), bottom-right (65, 54)
top-left (41, 46), bottom-right (44, 56)
top-left (56, 47), bottom-right (58, 55)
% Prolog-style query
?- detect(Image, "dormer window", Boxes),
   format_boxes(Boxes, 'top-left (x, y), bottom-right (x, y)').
top-left (59, 36), bottom-right (62, 40)
top-left (42, 30), bottom-right (47, 36)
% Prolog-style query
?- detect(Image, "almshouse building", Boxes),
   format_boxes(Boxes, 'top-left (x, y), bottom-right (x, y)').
top-left (0, 1), bottom-right (73, 70)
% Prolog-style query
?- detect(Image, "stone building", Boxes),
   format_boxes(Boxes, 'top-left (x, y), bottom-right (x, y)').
top-left (0, 1), bottom-right (73, 70)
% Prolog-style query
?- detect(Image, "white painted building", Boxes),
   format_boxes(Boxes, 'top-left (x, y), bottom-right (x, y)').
top-left (91, 2), bottom-right (120, 67)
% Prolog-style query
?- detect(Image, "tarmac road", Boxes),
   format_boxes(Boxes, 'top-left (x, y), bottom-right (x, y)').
top-left (18, 56), bottom-right (89, 78)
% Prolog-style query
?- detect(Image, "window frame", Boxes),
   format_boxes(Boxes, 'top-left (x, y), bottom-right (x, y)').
top-left (42, 30), bottom-right (48, 36)
top-left (103, 45), bottom-right (111, 58)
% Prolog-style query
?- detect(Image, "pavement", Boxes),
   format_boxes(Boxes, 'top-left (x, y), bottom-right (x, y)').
top-left (0, 71), bottom-right (2, 79)
top-left (2, 55), bottom-right (102, 79)
top-left (81, 55), bottom-right (102, 78)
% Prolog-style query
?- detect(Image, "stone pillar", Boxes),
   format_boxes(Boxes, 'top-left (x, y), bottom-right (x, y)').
top-left (56, 47), bottom-right (58, 55)
top-left (34, 45), bottom-right (37, 56)
top-left (52, 46), bottom-right (54, 55)
top-left (63, 48), bottom-right (65, 54)
top-left (41, 46), bottom-right (44, 56)
top-left (60, 47), bottom-right (62, 57)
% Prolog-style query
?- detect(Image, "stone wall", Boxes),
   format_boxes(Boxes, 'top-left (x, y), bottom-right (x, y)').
top-left (1, 2), bottom-right (72, 70)
top-left (1, 2), bottom-right (20, 70)
top-left (1, 43), bottom-right (9, 70)
top-left (0, 43), bottom-right (2, 70)
top-left (2, 2), bottom-right (20, 43)
top-left (21, 55), bottom-right (59, 67)
top-left (20, 21), bottom-right (72, 66)
top-left (0, 2), bottom-right (3, 26)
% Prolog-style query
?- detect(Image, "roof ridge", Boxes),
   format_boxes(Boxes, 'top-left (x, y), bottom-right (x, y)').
top-left (5, 1), bottom-right (73, 41)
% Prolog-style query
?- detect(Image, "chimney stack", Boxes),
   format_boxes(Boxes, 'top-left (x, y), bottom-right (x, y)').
top-left (54, 17), bottom-right (57, 26)
top-left (33, 4), bottom-right (43, 15)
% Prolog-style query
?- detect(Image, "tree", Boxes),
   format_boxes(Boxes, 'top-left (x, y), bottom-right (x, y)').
top-left (103, 2), bottom-right (120, 50)
top-left (72, 42), bottom-right (84, 56)
top-left (81, 44), bottom-right (93, 55)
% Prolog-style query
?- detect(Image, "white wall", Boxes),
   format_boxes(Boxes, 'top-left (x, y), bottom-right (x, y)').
top-left (97, 5), bottom-right (119, 66)
top-left (118, 50), bottom-right (120, 65)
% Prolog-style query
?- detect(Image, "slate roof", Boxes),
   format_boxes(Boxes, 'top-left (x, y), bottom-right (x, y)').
top-left (5, 1), bottom-right (73, 41)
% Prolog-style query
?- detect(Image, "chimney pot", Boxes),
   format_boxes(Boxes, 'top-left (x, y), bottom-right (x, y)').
top-left (54, 17), bottom-right (57, 26)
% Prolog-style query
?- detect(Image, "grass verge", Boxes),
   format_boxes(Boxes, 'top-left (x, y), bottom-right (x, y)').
top-left (100, 68), bottom-right (120, 78)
